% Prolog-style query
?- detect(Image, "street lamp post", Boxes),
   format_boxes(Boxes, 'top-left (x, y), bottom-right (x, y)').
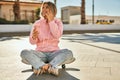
top-left (92, 0), bottom-right (94, 24)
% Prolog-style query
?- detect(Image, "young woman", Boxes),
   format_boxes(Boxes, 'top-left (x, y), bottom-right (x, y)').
top-left (20, 1), bottom-right (75, 76)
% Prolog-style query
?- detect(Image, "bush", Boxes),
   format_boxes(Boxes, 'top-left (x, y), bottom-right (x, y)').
top-left (0, 18), bottom-right (10, 24)
top-left (0, 18), bottom-right (29, 24)
top-left (10, 20), bottom-right (29, 24)
top-left (35, 8), bottom-right (40, 20)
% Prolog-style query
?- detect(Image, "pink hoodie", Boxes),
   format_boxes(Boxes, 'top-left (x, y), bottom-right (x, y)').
top-left (29, 18), bottom-right (63, 52)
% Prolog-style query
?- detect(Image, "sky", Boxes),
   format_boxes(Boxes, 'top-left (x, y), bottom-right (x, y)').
top-left (20, 0), bottom-right (120, 18)
top-left (40, 0), bottom-right (120, 18)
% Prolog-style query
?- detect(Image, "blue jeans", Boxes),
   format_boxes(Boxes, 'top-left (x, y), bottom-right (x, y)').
top-left (20, 49), bottom-right (74, 69)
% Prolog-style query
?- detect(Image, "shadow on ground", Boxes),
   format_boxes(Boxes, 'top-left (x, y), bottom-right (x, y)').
top-left (0, 36), bottom-right (28, 41)
top-left (62, 33), bottom-right (120, 53)
top-left (62, 33), bottom-right (120, 44)
top-left (0, 36), bottom-right (20, 41)
top-left (22, 68), bottom-right (80, 80)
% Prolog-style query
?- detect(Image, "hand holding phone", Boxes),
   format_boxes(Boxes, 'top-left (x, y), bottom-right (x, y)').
top-left (32, 28), bottom-right (39, 40)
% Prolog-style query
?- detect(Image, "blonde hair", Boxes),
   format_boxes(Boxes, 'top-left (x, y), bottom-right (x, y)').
top-left (40, 2), bottom-right (57, 18)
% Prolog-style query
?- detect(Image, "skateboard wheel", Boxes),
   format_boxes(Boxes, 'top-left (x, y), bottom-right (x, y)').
top-left (62, 64), bottom-right (66, 69)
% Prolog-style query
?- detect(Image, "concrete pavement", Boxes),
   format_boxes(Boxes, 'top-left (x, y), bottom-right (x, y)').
top-left (0, 33), bottom-right (120, 80)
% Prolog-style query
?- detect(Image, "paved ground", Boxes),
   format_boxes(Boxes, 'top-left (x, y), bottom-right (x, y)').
top-left (0, 33), bottom-right (120, 80)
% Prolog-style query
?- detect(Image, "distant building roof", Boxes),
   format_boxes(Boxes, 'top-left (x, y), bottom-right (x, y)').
top-left (0, 0), bottom-right (42, 3)
top-left (61, 6), bottom-right (81, 9)
top-left (0, 0), bottom-right (42, 5)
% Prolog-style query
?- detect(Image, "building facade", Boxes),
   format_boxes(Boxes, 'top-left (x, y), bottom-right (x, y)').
top-left (0, 1), bottom-right (42, 22)
top-left (61, 6), bottom-right (120, 24)
top-left (61, 6), bottom-right (81, 24)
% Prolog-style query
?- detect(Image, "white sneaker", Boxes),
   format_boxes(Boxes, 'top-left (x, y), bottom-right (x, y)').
top-left (48, 67), bottom-right (59, 76)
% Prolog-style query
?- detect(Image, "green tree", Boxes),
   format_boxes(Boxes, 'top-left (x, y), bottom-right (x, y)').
top-left (81, 0), bottom-right (86, 24)
top-left (35, 8), bottom-right (40, 20)
top-left (13, 0), bottom-right (20, 22)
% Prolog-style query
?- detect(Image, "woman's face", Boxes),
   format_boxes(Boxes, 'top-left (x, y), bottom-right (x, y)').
top-left (42, 4), bottom-right (50, 18)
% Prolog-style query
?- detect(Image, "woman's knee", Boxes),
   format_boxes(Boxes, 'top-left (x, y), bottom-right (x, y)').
top-left (64, 49), bottom-right (73, 54)
top-left (62, 49), bottom-right (73, 57)
top-left (20, 49), bottom-right (30, 57)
